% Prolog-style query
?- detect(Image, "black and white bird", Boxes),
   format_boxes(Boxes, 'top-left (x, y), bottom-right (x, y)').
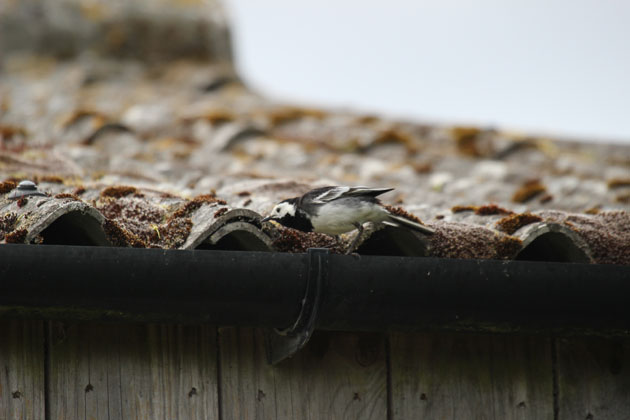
top-left (262, 186), bottom-right (434, 252)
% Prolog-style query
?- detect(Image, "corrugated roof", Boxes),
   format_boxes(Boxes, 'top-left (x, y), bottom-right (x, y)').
top-left (1, 1), bottom-right (629, 264)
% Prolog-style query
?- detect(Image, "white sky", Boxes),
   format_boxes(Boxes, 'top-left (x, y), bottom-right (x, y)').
top-left (226, 0), bottom-right (630, 143)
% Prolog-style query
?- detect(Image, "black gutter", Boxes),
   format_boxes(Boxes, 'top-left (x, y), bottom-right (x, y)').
top-left (1, 244), bottom-right (629, 337)
top-left (0, 244), bottom-right (306, 327)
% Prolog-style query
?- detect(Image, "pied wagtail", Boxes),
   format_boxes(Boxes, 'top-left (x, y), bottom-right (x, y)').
top-left (262, 186), bottom-right (434, 253)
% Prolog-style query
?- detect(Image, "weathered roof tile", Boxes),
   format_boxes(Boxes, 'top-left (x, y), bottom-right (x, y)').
top-left (1, 3), bottom-right (628, 263)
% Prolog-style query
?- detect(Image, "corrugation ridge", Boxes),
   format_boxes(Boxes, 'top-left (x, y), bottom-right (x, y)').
top-left (354, 225), bottom-right (431, 257)
top-left (3, 197), bottom-right (110, 246)
top-left (511, 222), bottom-right (593, 263)
top-left (181, 208), bottom-right (272, 251)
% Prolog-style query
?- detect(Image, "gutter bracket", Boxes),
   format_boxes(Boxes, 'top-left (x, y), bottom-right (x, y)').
top-left (265, 248), bottom-right (329, 365)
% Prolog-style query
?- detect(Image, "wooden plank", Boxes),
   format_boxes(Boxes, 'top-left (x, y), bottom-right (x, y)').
top-left (47, 322), bottom-right (83, 419)
top-left (48, 322), bottom-right (220, 420)
top-left (219, 327), bottom-right (387, 420)
top-left (0, 320), bottom-right (45, 420)
top-left (557, 337), bottom-right (630, 420)
top-left (390, 332), bottom-right (553, 420)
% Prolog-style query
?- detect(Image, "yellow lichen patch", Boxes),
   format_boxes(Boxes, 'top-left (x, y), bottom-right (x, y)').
top-left (451, 126), bottom-right (482, 157)
top-left (152, 137), bottom-right (199, 152)
top-left (267, 107), bottom-right (327, 126)
top-left (512, 179), bottom-right (547, 203)
top-left (496, 212), bottom-right (543, 235)
top-left (151, 224), bottom-right (161, 240)
top-left (368, 129), bottom-right (419, 153)
top-left (0, 125), bottom-right (27, 139)
top-left (584, 206), bottom-right (600, 215)
top-left (607, 178), bottom-right (630, 189)
top-left (79, 2), bottom-right (106, 20)
top-left (616, 193), bottom-right (630, 204)
top-left (105, 24), bottom-right (126, 50)
top-left (355, 115), bottom-right (380, 125)
top-left (62, 109), bottom-right (107, 130)
top-left (203, 110), bottom-right (236, 125)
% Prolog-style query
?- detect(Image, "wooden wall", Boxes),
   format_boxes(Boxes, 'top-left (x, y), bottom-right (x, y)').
top-left (1, 320), bottom-right (630, 419)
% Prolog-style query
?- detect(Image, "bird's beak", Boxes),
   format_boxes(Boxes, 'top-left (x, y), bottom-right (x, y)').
top-left (261, 216), bottom-right (272, 223)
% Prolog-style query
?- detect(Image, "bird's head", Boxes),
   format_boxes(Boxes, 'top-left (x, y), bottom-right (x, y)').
top-left (261, 198), bottom-right (298, 225)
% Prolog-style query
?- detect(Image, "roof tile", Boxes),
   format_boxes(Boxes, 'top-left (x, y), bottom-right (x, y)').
top-left (1, 3), bottom-right (628, 263)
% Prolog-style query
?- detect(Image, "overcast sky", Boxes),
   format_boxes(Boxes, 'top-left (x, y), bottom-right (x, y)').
top-left (226, 1), bottom-right (629, 143)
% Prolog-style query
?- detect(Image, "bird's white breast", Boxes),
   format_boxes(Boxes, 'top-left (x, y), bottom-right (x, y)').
top-left (310, 200), bottom-right (388, 235)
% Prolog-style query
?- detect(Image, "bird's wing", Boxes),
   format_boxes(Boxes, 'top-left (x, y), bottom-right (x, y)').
top-left (310, 186), bottom-right (394, 204)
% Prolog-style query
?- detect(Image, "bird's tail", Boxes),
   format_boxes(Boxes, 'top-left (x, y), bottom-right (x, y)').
top-left (384, 214), bottom-right (435, 235)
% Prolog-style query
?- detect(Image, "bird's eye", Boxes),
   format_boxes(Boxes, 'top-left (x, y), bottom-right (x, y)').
top-left (276, 208), bottom-right (279, 213)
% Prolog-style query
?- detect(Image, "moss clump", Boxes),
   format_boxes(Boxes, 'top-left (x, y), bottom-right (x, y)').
top-left (54, 193), bottom-right (82, 201)
top-left (452, 205), bottom-right (477, 213)
top-left (0, 212), bottom-right (18, 241)
top-left (269, 225), bottom-right (341, 253)
top-left (158, 218), bottom-right (193, 249)
top-left (97, 200), bottom-right (124, 219)
top-left (384, 205), bottom-right (427, 226)
top-left (101, 186), bottom-right (137, 198)
top-left (496, 212), bottom-right (543, 235)
top-left (0, 180), bottom-right (18, 194)
top-left (213, 207), bottom-right (228, 218)
top-left (495, 235), bottom-right (523, 258)
top-left (103, 219), bottom-right (146, 248)
top-left (35, 175), bottom-right (64, 184)
top-left (5, 229), bottom-right (27, 243)
top-left (172, 194), bottom-right (227, 218)
top-left (607, 178), bottom-right (630, 189)
top-left (0, 125), bottom-right (27, 139)
top-left (475, 204), bottom-right (513, 216)
top-left (512, 179), bottom-right (547, 203)
top-left (452, 204), bottom-right (513, 216)
top-left (412, 162), bottom-right (433, 174)
top-left (428, 224), bottom-right (499, 259)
